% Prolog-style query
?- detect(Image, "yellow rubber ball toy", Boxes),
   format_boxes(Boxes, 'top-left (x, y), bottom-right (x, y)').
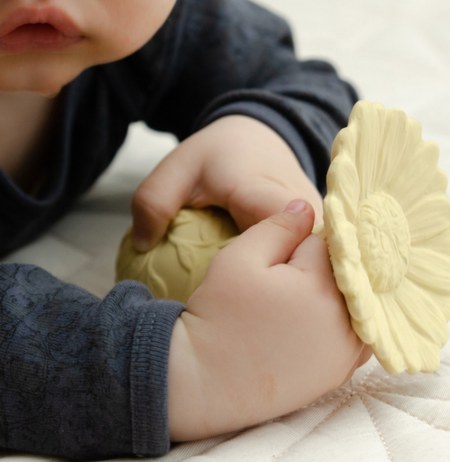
top-left (116, 207), bottom-right (239, 303)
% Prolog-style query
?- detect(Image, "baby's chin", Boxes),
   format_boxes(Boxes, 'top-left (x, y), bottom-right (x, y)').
top-left (20, 74), bottom-right (69, 97)
top-left (0, 75), bottom-right (59, 97)
top-left (0, 83), bottom-right (62, 98)
top-left (0, 58), bottom-right (84, 96)
top-left (32, 86), bottom-right (63, 98)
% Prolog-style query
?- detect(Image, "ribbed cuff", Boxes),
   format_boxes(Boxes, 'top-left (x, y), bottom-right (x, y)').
top-left (130, 300), bottom-right (184, 456)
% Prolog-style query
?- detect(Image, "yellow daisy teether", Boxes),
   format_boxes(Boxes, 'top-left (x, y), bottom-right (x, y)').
top-left (322, 101), bottom-right (450, 374)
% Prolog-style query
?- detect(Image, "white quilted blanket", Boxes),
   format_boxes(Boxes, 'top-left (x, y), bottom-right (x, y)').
top-left (3, 0), bottom-right (450, 460)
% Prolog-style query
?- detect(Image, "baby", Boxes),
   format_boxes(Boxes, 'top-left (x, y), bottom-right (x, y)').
top-left (0, 0), bottom-right (369, 459)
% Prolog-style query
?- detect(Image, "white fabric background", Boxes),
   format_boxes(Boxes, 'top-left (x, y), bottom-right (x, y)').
top-left (2, 1), bottom-right (450, 460)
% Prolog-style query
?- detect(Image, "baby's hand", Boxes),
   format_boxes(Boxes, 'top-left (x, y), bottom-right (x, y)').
top-left (131, 115), bottom-right (324, 251)
top-left (168, 200), bottom-right (370, 441)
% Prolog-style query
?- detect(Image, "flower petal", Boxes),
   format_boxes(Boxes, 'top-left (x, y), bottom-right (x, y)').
top-left (417, 342), bottom-right (441, 372)
top-left (386, 142), bottom-right (446, 212)
top-left (325, 195), bottom-right (360, 260)
top-left (372, 107), bottom-right (411, 190)
top-left (352, 102), bottom-right (386, 194)
top-left (435, 294), bottom-right (450, 321)
top-left (407, 246), bottom-right (450, 297)
top-left (395, 278), bottom-right (448, 346)
top-left (344, 268), bottom-right (376, 322)
top-left (326, 153), bottom-right (360, 222)
top-left (356, 321), bottom-right (415, 374)
top-left (331, 124), bottom-right (357, 163)
top-left (352, 296), bottom-right (396, 358)
top-left (378, 294), bottom-right (429, 373)
top-left (406, 194), bottom-right (450, 244)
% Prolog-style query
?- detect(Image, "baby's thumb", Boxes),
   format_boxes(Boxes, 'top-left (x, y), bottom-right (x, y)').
top-left (225, 199), bottom-right (315, 267)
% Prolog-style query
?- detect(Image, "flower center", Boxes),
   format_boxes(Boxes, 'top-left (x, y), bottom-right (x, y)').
top-left (356, 192), bottom-right (411, 292)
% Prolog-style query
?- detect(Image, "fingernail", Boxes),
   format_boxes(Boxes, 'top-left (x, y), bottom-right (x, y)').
top-left (284, 199), bottom-right (306, 213)
top-left (132, 235), bottom-right (152, 253)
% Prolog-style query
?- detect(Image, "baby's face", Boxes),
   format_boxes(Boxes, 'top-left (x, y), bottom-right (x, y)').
top-left (0, 0), bottom-right (176, 96)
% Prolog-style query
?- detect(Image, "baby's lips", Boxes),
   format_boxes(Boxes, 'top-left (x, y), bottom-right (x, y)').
top-left (0, 5), bottom-right (82, 39)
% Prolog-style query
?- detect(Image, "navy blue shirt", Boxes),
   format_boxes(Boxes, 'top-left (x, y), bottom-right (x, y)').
top-left (0, 0), bottom-right (357, 458)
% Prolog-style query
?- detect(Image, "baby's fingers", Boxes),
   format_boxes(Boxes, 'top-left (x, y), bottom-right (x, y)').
top-left (288, 234), bottom-right (333, 273)
top-left (223, 199), bottom-right (315, 268)
top-left (131, 150), bottom-right (198, 251)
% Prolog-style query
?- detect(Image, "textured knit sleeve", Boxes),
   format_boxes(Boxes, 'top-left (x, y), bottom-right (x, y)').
top-left (0, 263), bottom-right (184, 459)
top-left (138, 0), bottom-right (358, 195)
